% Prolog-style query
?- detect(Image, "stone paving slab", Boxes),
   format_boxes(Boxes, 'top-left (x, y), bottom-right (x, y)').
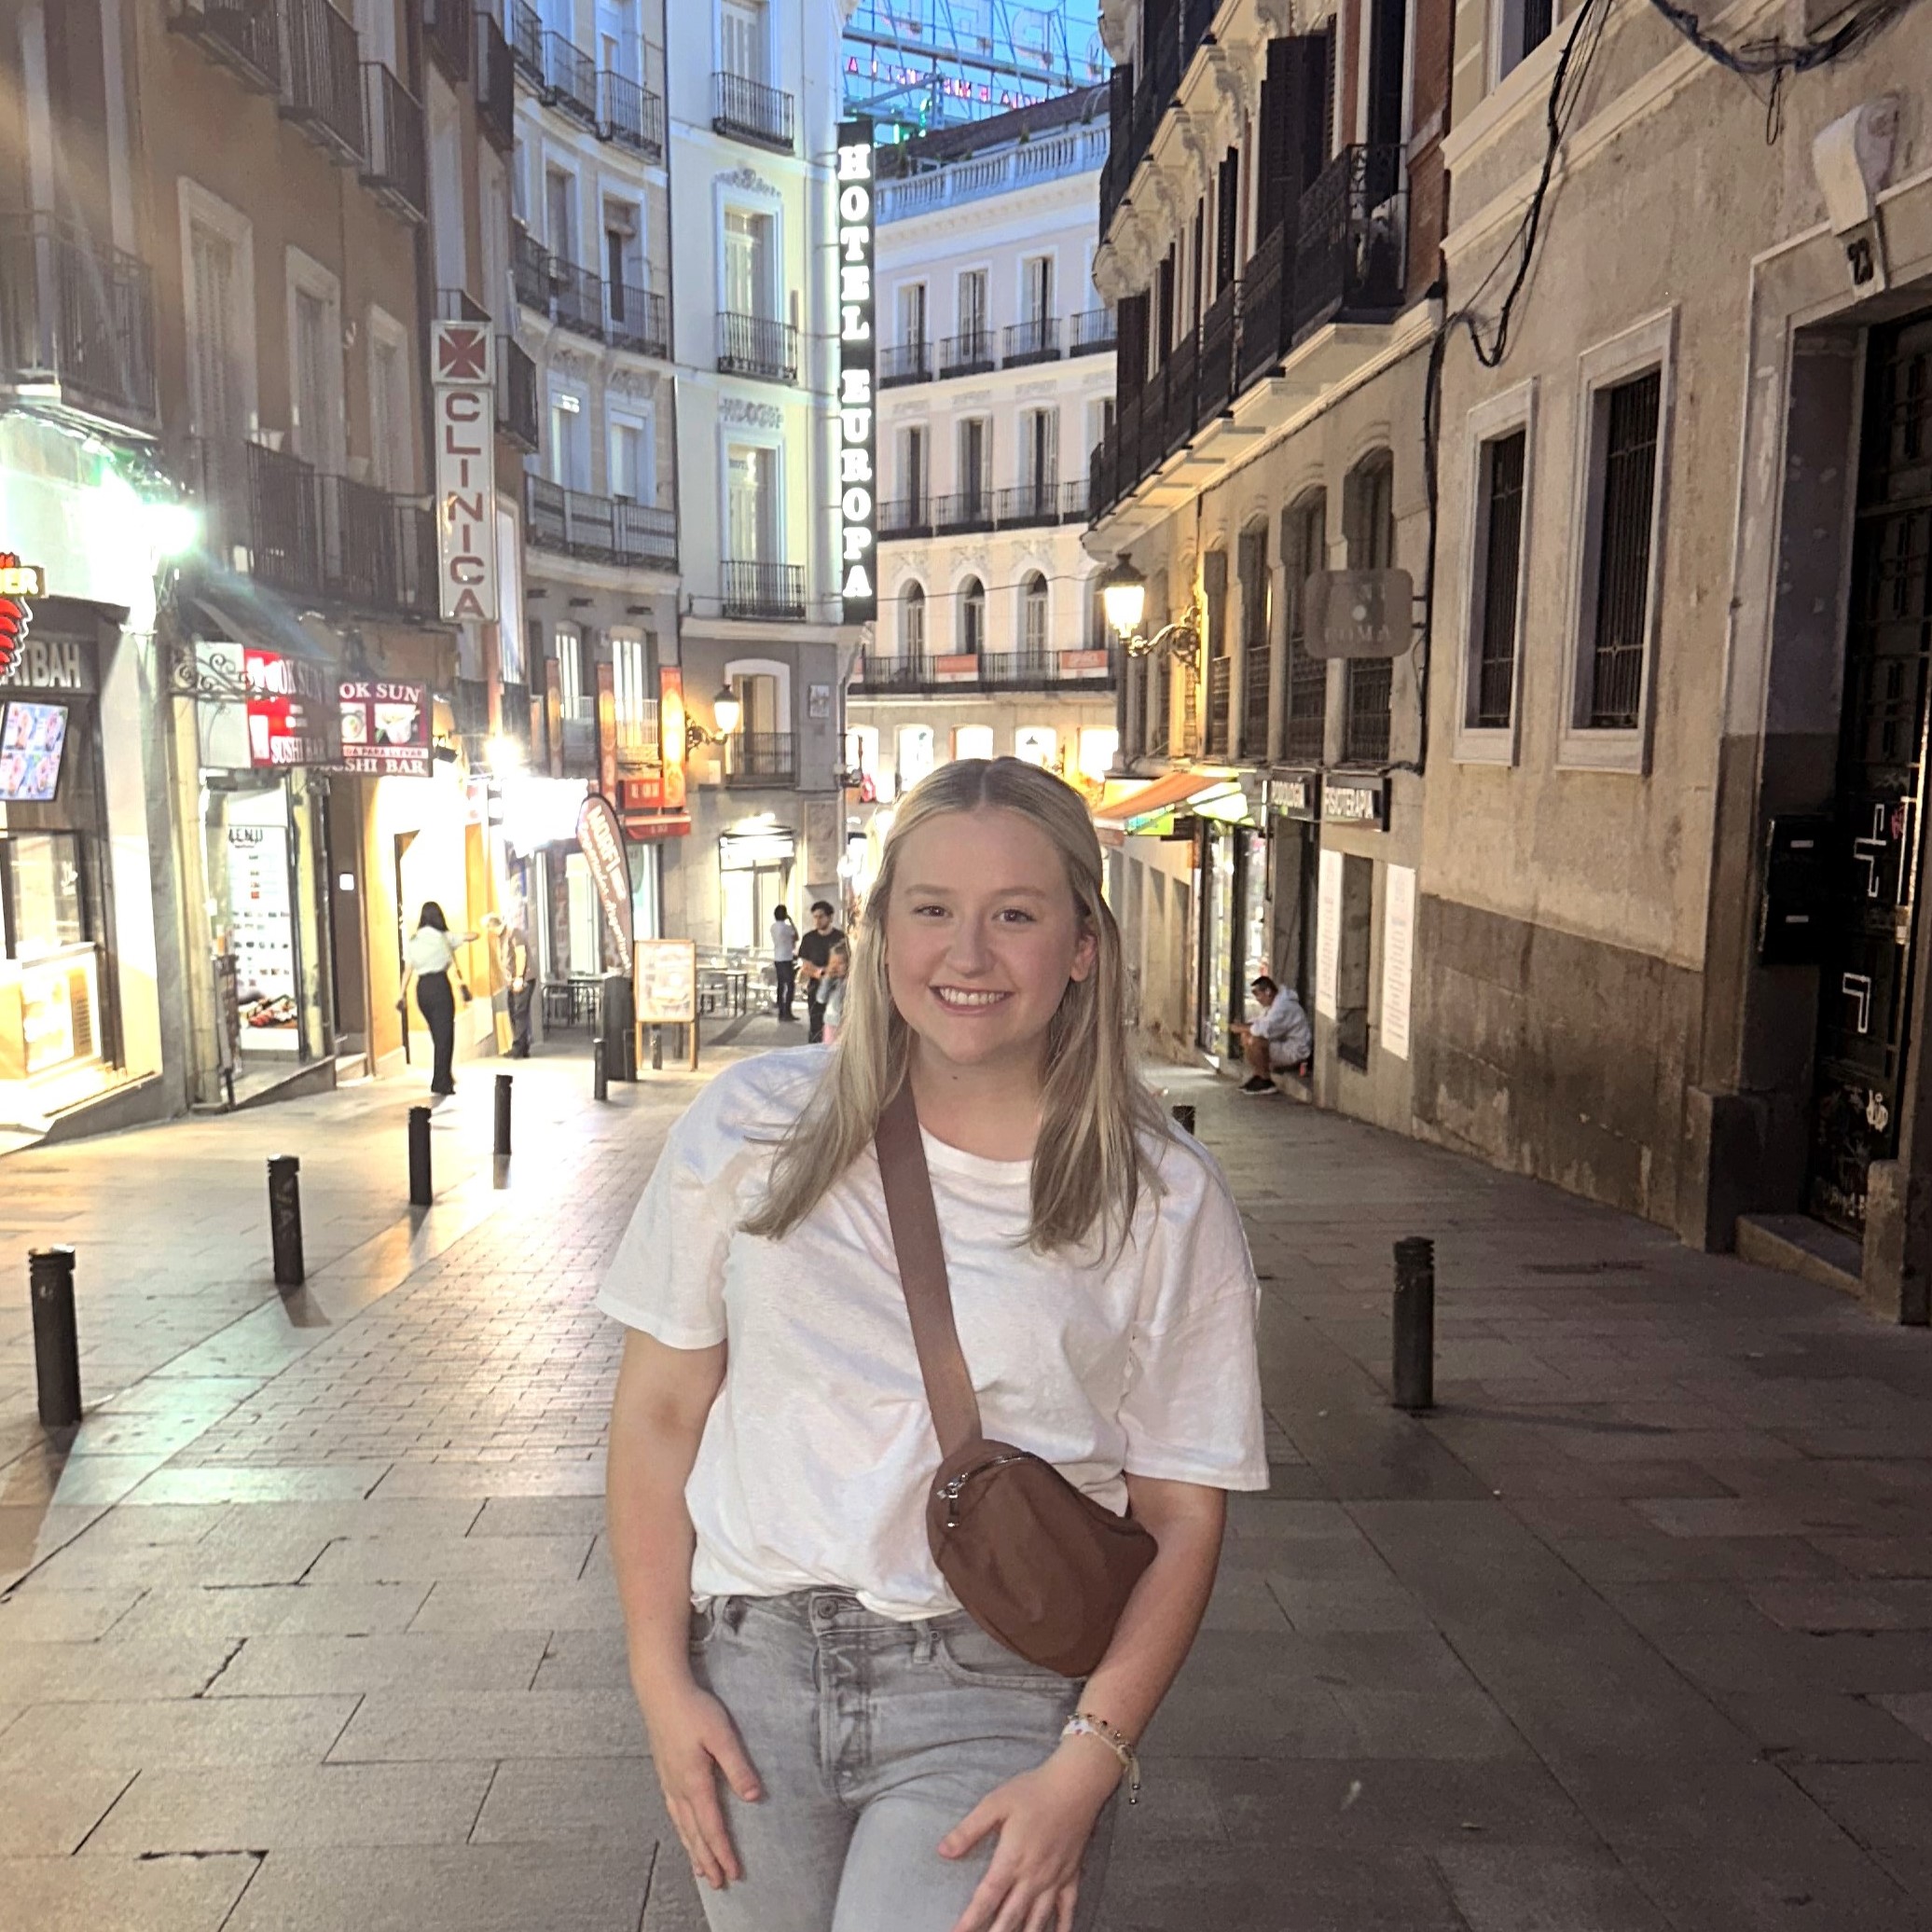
top-left (0, 1852), bottom-right (259, 1932)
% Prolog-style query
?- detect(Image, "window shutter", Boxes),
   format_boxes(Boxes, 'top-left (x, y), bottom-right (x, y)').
top-left (1216, 148), bottom-right (1240, 292)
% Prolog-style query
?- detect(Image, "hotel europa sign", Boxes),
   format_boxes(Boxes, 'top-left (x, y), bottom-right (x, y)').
top-left (835, 120), bottom-right (877, 625)
top-left (432, 322), bottom-right (498, 625)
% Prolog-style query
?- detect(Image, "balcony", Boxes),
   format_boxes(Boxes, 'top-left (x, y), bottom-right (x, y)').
top-left (0, 214), bottom-right (158, 432)
top-left (937, 330), bottom-right (994, 379)
top-left (1237, 222), bottom-right (1289, 389)
top-left (360, 62), bottom-right (426, 222)
top-left (540, 32), bottom-right (597, 124)
top-left (878, 122), bottom-right (1109, 221)
top-left (526, 474), bottom-right (677, 569)
top-left (167, 0), bottom-right (282, 92)
top-left (722, 560), bottom-right (806, 620)
top-left (717, 311), bottom-right (798, 384)
top-left (422, 0), bottom-right (472, 81)
top-left (991, 480), bottom-right (1072, 529)
top-left (601, 71), bottom-right (665, 159)
top-left (933, 489), bottom-right (994, 535)
top-left (1240, 645), bottom-right (1272, 761)
top-left (509, 0), bottom-right (542, 83)
top-left (512, 222), bottom-right (548, 311)
top-left (712, 72), bottom-right (794, 153)
top-left (1164, 329), bottom-right (1198, 457)
top-left (476, 9), bottom-right (516, 151)
top-left (513, 229), bottom-right (607, 343)
top-left (607, 282), bottom-right (669, 359)
top-left (497, 336), bottom-right (538, 450)
top-left (878, 497), bottom-right (931, 538)
top-left (1293, 145), bottom-right (1406, 338)
top-left (879, 341), bottom-right (931, 388)
top-left (1198, 279), bottom-right (1239, 421)
top-left (853, 646), bottom-right (1119, 695)
top-left (559, 714), bottom-right (599, 780)
top-left (1002, 317), bottom-right (1060, 368)
top-left (724, 732), bottom-right (796, 785)
top-left (1069, 309), bottom-right (1116, 356)
top-left (282, 0), bottom-right (364, 166)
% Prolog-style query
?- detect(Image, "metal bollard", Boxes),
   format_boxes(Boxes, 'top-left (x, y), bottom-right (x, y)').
top-left (29, 1247), bottom-right (82, 1428)
top-left (650, 1026), bottom-right (663, 1072)
top-left (494, 1073), bottom-right (513, 1159)
top-left (593, 1035), bottom-right (609, 1103)
top-left (1170, 1103), bottom-right (1196, 1136)
top-left (408, 1105), bottom-right (433, 1207)
top-left (1392, 1236), bottom-right (1436, 1414)
top-left (267, 1155), bottom-right (305, 1288)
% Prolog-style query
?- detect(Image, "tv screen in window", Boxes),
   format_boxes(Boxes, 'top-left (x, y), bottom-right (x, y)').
top-left (0, 700), bottom-right (69, 803)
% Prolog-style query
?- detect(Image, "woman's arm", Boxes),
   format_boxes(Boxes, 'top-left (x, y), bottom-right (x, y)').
top-left (607, 1328), bottom-right (763, 1890)
top-left (941, 1476), bottom-right (1227, 1932)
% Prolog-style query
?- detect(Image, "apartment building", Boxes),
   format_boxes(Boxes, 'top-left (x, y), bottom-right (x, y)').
top-left (848, 90), bottom-right (1121, 869)
top-left (1088, 0), bottom-right (1446, 1099)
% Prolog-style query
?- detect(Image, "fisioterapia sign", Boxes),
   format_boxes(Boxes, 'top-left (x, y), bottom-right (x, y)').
top-left (835, 120), bottom-right (876, 624)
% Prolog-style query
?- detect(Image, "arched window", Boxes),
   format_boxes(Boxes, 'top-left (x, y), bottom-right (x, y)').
top-left (902, 581), bottom-right (926, 658)
top-left (959, 576), bottom-right (986, 656)
top-left (1343, 453), bottom-right (1396, 763)
top-left (1022, 572), bottom-right (1048, 656)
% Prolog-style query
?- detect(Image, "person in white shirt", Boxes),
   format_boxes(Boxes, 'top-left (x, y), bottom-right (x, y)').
top-left (398, 901), bottom-right (476, 1097)
top-left (600, 757), bottom-right (1267, 1932)
top-left (1235, 973), bottom-right (1313, 1094)
top-left (769, 905), bottom-right (799, 1023)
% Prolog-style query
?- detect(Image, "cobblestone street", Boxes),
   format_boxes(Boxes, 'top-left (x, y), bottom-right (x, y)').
top-left (4, 1037), bottom-right (1932, 1929)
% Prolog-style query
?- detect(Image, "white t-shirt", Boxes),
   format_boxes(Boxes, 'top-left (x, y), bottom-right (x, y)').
top-left (1253, 987), bottom-right (1312, 1065)
top-left (771, 919), bottom-right (798, 962)
top-left (405, 926), bottom-right (462, 974)
top-left (597, 1047), bottom-right (1270, 1621)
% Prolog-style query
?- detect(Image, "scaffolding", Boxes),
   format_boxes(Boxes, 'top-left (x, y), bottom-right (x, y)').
top-left (843, 0), bottom-right (1107, 134)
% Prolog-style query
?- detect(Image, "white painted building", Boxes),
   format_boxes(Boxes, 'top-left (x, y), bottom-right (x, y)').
top-left (850, 92), bottom-right (1120, 847)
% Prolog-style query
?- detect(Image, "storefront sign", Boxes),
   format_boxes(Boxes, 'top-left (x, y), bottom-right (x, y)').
top-left (1322, 776), bottom-right (1387, 828)
top-left (432, 323), bottom-right (498, 625)
top-left (835, 120), bottom-right (877, 624)
top-left (0, 631), bottom-right (93, 692)
top-left (597, 661), bottom-right (618, 801)
top-left (658, 666), bottom-right (686, 810)
top-left (246, 648), bottom-right (339, 767)
top-left (336, 680), bottom-right (430, 778)
top-left (1381, 863), bottom-right (1416, 1061)
top-left (1304, 569), bottom-right (1414, 659)
top-left (0, 552), bottom-right (45, 682)
top-left (576, 792), bottom-right (634, 967)
top-left (1273, 774), bottom-right (1318, 821)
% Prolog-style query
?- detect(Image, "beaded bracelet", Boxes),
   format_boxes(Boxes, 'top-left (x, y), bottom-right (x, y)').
top-left (1060, 1711), bottom-right (1141, 1803)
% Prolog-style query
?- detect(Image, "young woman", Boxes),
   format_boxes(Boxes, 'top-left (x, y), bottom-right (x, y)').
top-left (398, 901), bottom-right (474, 1098)
top-left (818, 937), bottom-right (850, 1045)
top-left (600, 758), bottom-right (1266, 1932)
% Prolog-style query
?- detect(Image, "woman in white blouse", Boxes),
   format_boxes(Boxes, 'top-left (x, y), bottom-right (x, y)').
top-left (398, 901), bottom-right (474, 1098)
top-left (600, 759), bottom-right (1267, 1932)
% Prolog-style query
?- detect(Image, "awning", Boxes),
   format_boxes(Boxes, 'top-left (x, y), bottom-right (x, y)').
top-left (176, 570), bottom-right (340, 663)
top-left (1095, 767), bottom-right (1240, 833)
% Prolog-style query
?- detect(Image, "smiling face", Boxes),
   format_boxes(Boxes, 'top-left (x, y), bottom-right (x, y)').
top-left (883, 806), bottom-right (1097, 1082)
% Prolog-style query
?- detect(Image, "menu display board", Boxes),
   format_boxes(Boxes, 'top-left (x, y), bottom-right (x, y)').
top-left (226, 822), bottom-right (300, 1046)
top-left (337, 680), bottom-right (432, 778)
top-left (0, 700), bottom-right (68, 801)
top-left (634, 938), bottom-right (697, 1025)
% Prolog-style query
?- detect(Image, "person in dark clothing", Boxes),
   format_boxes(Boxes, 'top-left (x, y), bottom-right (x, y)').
top-left (796, 900), bottom-right (844, 1044)
top-left (770, 904), bottom-right (799, 1022)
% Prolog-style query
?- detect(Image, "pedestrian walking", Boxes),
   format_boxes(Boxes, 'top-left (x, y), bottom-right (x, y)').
top-left (1235, 974), bottom-right (1312, 1093)
top-left (398, 902), bottom-right (476, 1098)
top-left (771, 904), bottom-right (800, 1023)
top-left (484, 911), bottom-right (535, 1058)
top-left (796, 900), bottom-right (845, 1044)
top-left (599, 757), bottom-right (1267, 1932)
top-left (818, 938), bottom-right (849, 1045)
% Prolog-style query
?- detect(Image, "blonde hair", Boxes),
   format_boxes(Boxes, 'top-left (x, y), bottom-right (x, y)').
top-left (743, 758), bottom-right (1166, 1255)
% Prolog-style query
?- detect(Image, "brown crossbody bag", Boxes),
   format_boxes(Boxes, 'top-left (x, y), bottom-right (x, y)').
top-left (875, 1082), bottom-right (1157, 1677)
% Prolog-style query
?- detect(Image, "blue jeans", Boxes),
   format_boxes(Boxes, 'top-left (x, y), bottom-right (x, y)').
top-left (686, 1592), bottom-right (1118, 1932)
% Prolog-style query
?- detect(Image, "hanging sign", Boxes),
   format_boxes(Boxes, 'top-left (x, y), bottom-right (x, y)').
top-left (433, 323), bottom-right (498, 625)
top-left (0, 553), bottom-right (45, 682)
top-left (835, 119), bottom-right (876, 624)
top-left (658, 665), bottom-right (686, 809)
top-left (245, 648), bottom-right (340, 767)
top-left (1305, 569), bottom-right (1414, 658)
top-left (576, 792), bottom-right (635, 968)
top-left (336, 679), bottom-right (432, 778)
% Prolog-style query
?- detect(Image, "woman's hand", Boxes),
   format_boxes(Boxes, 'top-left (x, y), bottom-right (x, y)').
top-left (940, 1738), bottom-right (1119, 1932)
top-left (640, 1675), bottom-right (763, 1890)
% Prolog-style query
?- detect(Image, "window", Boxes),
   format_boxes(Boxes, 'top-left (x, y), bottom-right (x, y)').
top-left (724, 208), bottom-right (773, 318)
top-left (900, 424), bottom-right (926, 514)
top-left (959, 417), bottom-right (989, 514)
top-left (1238, 523), bottom-right (1271, 760)
top-left (956, 724), bottom-right (995, 760)
top-left (545, 168), bottom-right (576, 264)
top-left (1014, 726), bottom-right (1057, 769)
top-left (286, 253), bottom-right (343, 473)
top-left (902, 581), bottom-right (926, 657)
top-left (959, 576), bottom-right (986, 656)
top-left (958, 269), bottom-right (987, 344)
top-left (610, 418), bottom-right (653, 502)
top-left (613, 631), bottom-right (657, 759)
top-left (1585, 372), bottom-right (1662, 729)
top-left (2, 833), bottom-right (89, 959)
top-left (898, 724), bottom-right (936, 791)
top-left (1147, 570), bottom-right (1172, 752)
top-left (1470, 429), bottom-right (1528, 732)
top-left (547, 385), bottom-right (588, 489)
top-left (726, 442), bottom-right (778, 561)
top-left (1021, 255), bottom-right (1052, 324)
top-left (183, 187), bottom-right (255, 444)
top-left (899, 282), bottom-right (927, 349)
top-left (1021, 407), bottom-right (1058, 497)
top-left (1498, 0), bottom-right (1554, 78)
top-left (1343, 455), bottom-right (1395, 765)
top-left (1078, 727), bottom-right (1119, 780)
top-left (1282, 492), bottom-right (1328, 765)
top-left (556, 625), bottom-right (587, 720)
top-left (367, 309), bottom-right (410, 493)
top-left (1336, 853), bottom-right (1373, 1070)
top-left (1022, 573), bottom-right (1049, 656)
top-left (720, 0), bottom-right (767, 81)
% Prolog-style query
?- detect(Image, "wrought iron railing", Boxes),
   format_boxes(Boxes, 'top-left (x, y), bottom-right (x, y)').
top-left (938, 329), bottom-right (994, 378)
top-left (1002, 317), bottom-right (1060, 366)
top-left (607, 282), bottom-right (668, 359)
top-left (879, 341), bottom-right (931, 386)
top-left (542, 31), bottom-right (597, 122)
top-left (717, 311), bottom-right (798, 383)
top-left (476, 8), bottom-right (516, 150)
top-left (0, 214), bottom-right (157, 429)
top-left (1070, 308), bottom-right (1116, 354)
top-left (168, 0), bottom-right (282, 91)
top-left (724, 732), bottom-right (796, 784)
top-left (526, 474), bottom-right (676, 568)
top-left (712, 72), bottom-right (794, 152)
top-left (879, 497), bottom-right (931, 537)
top-left (1240, 646), bottom-right (1273, 761)
top-left (1198, 279), bottom-right (1239, 421)
top-left (722, 560), bottom-right (806, 619)
top-left (509, 0), bottom-right (542, 81)
top-left (934, 489), bottom-right (995, 533)
top-left (1165, 330), bottom-right (1199, 456)
top-left (497, 336), bottom-right (538, 449)
top-left (1343, 660), bottom-right (1393, 764)
top-left (854, 649), bottom-right (1120, 693)
top-left (283, 0), bottom-right (365, 165)
top-left (1237, 222), bottom-right (1288, 390)
top-left (511, 222), bottom-right (548, 311)
top-left (1284, 645), bottom-right (1327, 765)
top-left (600, 71), bottom-right (665, 157)
top-left (360, 62), bottom-right (427, 221)
top-left (1293, 145), bottom-right (1406, 339)
top-left (422, 0), bottom-right (473, 81)
top-left (993, 481), bottom-right (1061, 528)
top-left (1206, 656), bottom-right (1233, 757)
top-left (854, 654), bottom-right (935, 690)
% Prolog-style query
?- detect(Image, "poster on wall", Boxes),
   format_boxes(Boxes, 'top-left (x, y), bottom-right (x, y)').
top-left (1315, 848), bottom-right (1343, 1020)
top-left (1381, 863), bottom-right (1416, 1061)
top-left (336, 680), bottom-right (432, 778)
top-left (226, 823), bottom-right (300, 1047)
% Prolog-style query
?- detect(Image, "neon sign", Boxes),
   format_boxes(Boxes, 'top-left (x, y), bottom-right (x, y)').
top-left (836, 120), bottom-right (878, 625)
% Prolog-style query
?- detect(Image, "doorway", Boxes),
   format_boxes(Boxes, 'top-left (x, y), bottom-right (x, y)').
top-left (1806, 313), bottom-right (1932, 1235)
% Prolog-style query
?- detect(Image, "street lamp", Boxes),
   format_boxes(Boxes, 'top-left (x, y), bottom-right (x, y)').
top-left (685, 683), bottom-right (742, 752)
top-left (1099, 556), bottom-right (1147, 640)
top-left (1100, 554), bottom-right (1201, 678)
